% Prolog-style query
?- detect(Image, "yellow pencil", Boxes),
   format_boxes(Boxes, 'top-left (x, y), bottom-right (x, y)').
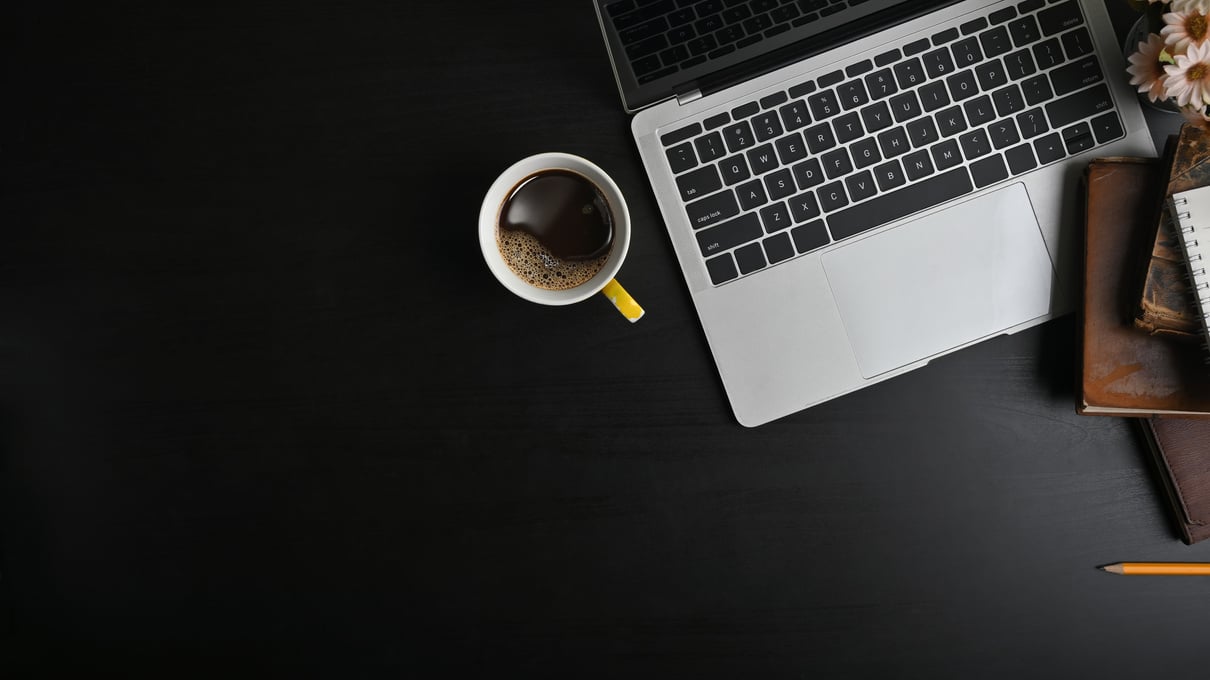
top-left (1099, 562), bottom-right (1210, 576)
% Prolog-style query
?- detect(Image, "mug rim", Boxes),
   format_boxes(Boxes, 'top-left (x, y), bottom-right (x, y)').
top-left (479, 152), bottom-right (630, 306)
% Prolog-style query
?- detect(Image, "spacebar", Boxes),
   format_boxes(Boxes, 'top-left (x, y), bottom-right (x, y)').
top-left (827, 168), bottom-right (974, 241)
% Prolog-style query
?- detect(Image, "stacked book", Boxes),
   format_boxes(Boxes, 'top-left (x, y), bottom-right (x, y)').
top-left (1080, 124), bottom-right (1210, 544)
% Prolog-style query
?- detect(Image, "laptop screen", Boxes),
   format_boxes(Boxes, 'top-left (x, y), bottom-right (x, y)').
top-left (596, 0), bottom-right (961, 112)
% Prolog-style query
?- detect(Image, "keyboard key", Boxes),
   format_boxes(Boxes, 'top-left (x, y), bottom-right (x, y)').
top-left (775, 132), bottom-right (809, 164)
top-left (716, 24), bottom-right (747, 44)
top-left (737, 178), bottom-right (769, 210)
top-left (667, 122), bottom-right (706, 148)
top-left (1062, 27), bottom-right (1094, 59)
top-left (759, 200), bottom-right (794, 232)
top-left (822, 147), bottom-right (854, 178)
top-left (763, 232), bottom-right (796, 263)
top-left (860, 100), bottom-right (894, 132)
top-left (677, 164), bottom-right (723, 200)
top-left (931, 138), bottom-right (963, 170)
top-left (1005, 143), bottom-right (1038, 174)
top-left (1045, 83), bottom-right (1112, 128)
top-left (1038, 0), bottom-right (1083, 37)
top-left (851, 137), bottom-right (882, 168)
top-left (975, 59), bottom-right (1008, 90)
top-left (946, 70), bottom-right (979, 101)
top-left (875, 48), bottom-right (902, 66)
top-left (988, 118), bottom-right (1021, 148)
top-left (918, 81), bottom-right (950, 112)
top-left (697, 212), bottom-right (763, 256)
top-left (936, 105), bottom-right (968, 136)
top-left (1016, 107), bottom-right (1049, 137)
top-left (1021, 74), bottom-right (1054, 105)
top-left (992, 84), bottom-right (1026, 116)
top-left (1032, 38), bottom-right (1064, 69)
top-left (1091, 111), bottom-right (1123, 143)
top-left (906, 117), bottom-right (940, 147)
top-left (959, 129), bottom-right (992, 159)
top-left (808, 89), bottom-right (842, 120)
top-left (964, 95), bottom-right (996, 126)
top-left (704, 112), bottom-right (731, 129)
top-left (1004, 49), bottom-right (1036, 79)
top-left (790, 220), bottom-right (830, 253)
top-left (817, 181), bottom-right (849, 211)
top-left (804, 122), bottom-right (838, 153)
top-left (695, 131), bottom-right (727, 161)
top-left (979, 26), bottom-right (1013, 58)
top-left (720, 154), bottom-right (751, 184)
top-left (902, 149), bottom-right (935, 180)
top-left (837, 80), bottom-right (870, 109)
top-left (970, 154), bottom-right (1009, 187)
top-left (818, 70), bottom-right (844, 87)
top-left (765, 169), bottom-right (797, 201)
top-left (889, 90), bottom-right (923, 122)
top-left (989, 6), bottom-right (1017, 24)
top-left (1049, 55), bottom-right (1102, 96)
top-left (752, 112), bottom-right (784, 141)
top-left (706, 253), bottom-right (739, 284)
top-left (734, 242), bottom-right (768, 274)
top-left (932, 27), bottom-right (959, 45)
top-left (923, 48), bottom-right (956, 78)
top-left (788, 80), bottom-right (817, 98)
top-left (760, 91), bottom-right (789, 109)
top-left (894, 58), bottom-right (927, 88)
top-left (633, 54), bottom-right (665, 76)
top-left (723, 120), bottom-right (756, 152)
top-left (845, 170), bottom-right (878, 202)
top-left (873, 159), bottom-right (907, 191)
top-left (666, 142), bottom-right (698, 173)
top-left (877, 127), bottom-right (912, 157)
top-left (747, 143), bottom-right (780, 174)
top-left (732, 101), bottom-right (760, 119)
top-left (834, 112), bottom-right (865, 143)
top-left (627, 34), bottom-right (669, 59)
top-left (779, 100), bottom-right (812, 130)
top-left (1034, 132), bottom-right (1065, 164)
top-left (792, 157), bottom-right (825, 189)
top-left (846, 59), bottom-right (874, 77)
top-left (952, 37), bottom-right (983, 68)
top-left (828, 167), bottom-right (973, 240)
top-left (1008, 16), bottom-right (1041, 47)
top-left (686, 188), bottom-right (740, 228)
top-left (788, 191), bottom-right (822, 222)
top-left (1062, 121), bottom-right (1094, 154)
top-left (865, 69), bottom-right (898, 99)
top-left (961, 17), bottom-right (989, 34)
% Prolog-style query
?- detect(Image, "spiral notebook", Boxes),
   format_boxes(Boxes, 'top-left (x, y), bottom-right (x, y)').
top-left (1169, 186), bottom-right (1210, 353)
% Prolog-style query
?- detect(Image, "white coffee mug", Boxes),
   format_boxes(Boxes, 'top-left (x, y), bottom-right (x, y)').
top-left (479, 152), bottom-right (643, 321)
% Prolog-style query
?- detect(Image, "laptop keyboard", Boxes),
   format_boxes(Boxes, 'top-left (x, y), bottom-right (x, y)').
top-left (655, 0), bottom-right (1123, 285)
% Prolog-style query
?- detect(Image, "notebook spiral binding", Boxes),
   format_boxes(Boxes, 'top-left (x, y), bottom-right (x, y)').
top-left (1170, 193), bottom-right (1210, 361)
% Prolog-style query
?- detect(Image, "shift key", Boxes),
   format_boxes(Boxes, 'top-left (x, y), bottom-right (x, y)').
top-left (1045, 83), bottom-right (1112, 129)
top-left (685, 188), bottom-right (739, 229)
top-left (697, 213), bottom-right (762, 257)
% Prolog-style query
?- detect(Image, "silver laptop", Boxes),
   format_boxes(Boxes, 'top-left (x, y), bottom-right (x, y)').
top-left (594, 0), bottom-right (1153, 426)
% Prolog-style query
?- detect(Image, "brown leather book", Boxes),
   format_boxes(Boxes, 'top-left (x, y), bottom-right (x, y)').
top-left (1139, 417), bottom-right (1210, 544)
top-left (1079, 157), bottom-right (1210, 416)
top-left (1133, 124), bottom-right (1210, 341)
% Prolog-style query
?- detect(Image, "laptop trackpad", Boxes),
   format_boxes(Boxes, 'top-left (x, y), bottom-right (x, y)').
top-left (821, 183), bottom-right (1055, 378)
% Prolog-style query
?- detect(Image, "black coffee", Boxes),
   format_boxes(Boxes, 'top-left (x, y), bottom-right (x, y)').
top-left (496, 170), bottom-right (614, 291)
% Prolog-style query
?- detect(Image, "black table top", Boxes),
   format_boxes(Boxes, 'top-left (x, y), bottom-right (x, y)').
top-left (4, 2), bottom-right (1209, 676)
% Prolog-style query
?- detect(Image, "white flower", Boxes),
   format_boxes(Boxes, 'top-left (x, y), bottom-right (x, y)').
top-left (1170, 0), bottom-right (1210, 14)
top-left (1162, 10), bottom-right (1210, 53)
top-left (1128, 33), bottom-right (1170, 102)
top-left (1165, 40), bottom-right (1210, 107)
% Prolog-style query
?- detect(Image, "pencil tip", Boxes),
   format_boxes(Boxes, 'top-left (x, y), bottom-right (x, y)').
top-left (1099, 563), bottom-right (1124, 574)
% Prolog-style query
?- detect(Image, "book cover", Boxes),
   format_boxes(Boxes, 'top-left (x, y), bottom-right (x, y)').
top-left (1139, 417), bottom-right (1210, 544)
top-left (1079, 157), bottom-right (1210, 416)
top-left (1133, 124), bottom-right (1210, 340)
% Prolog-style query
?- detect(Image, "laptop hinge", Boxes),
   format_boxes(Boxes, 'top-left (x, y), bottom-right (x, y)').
top-left (676, 89), bottom-right (702, 106)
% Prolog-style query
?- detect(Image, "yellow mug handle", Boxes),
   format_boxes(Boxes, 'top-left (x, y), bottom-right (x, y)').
top-left (601, 279), bottom-right (644, 322)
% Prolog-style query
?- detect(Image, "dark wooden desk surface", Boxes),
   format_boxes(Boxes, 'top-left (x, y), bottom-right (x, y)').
top-left (3, 2), bottom-right (1209, 676)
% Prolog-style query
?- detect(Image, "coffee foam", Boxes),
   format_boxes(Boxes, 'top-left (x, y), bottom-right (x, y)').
top-left (496, 227), bottom-right (610, 291)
